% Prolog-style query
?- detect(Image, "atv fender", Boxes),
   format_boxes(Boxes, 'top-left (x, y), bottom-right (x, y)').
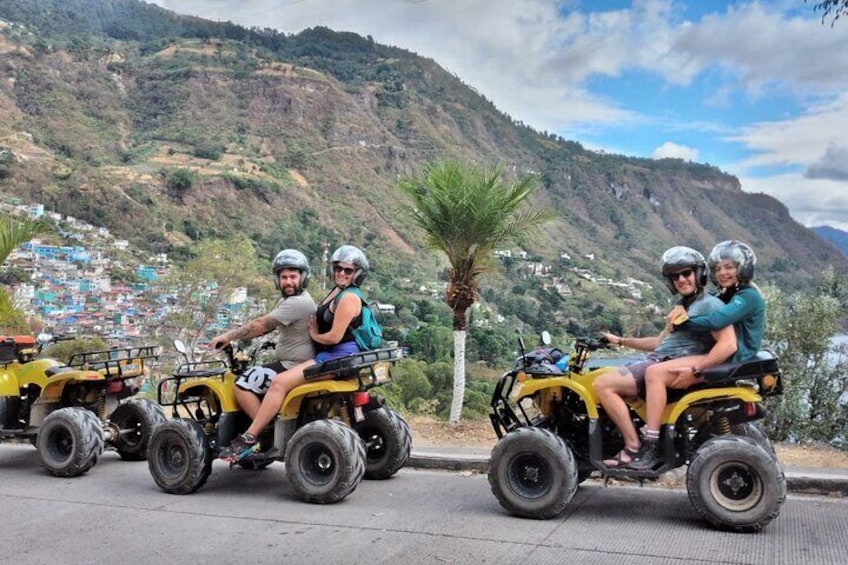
top-left (512, 377), bottom-right (599, 419)
top-left (37, 369), bottom-right (104, 403)
top-left (0, 367), bottom-right (20, 396)
top-left (179, 380), bottom-right (239, 413)
top-left (13, 359), bottom-right (65, 390)
top-left (664, 387), bottom-right (764, 426)
top-left (281, 379), bottom-right (360, 420)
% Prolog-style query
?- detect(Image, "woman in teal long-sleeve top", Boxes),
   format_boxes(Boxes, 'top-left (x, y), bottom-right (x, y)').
top-left (669, 240), bottom-right (765, 363)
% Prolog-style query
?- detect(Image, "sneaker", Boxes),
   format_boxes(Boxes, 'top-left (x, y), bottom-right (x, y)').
top-left (627, 439), bottom-right (661, 471)
top-left (219, 432), bottom-right (260, 463)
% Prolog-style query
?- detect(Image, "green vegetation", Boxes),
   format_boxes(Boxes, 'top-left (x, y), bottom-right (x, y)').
top-left (164, 168), bottom-right (197, 193)
top-left (0, 214), bottom-right (52, 333)
top-left (398, 160), bottom-right (551, 422)
top-left (763, 268), bottom-right (848, 445)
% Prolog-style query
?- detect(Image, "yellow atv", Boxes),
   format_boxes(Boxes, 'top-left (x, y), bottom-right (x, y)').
top-left (488, 333), bottom-right (785, 532)
top-left (0, 334), bottom-right (165, 477)
top-left (147, 340), bottom-right (411, 504)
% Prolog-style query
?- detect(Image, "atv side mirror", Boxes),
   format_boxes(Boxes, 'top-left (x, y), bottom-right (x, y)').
top-left (540, 331), bottom-right (552, 346)
top-left (173, 339), bottom-right (187, 355)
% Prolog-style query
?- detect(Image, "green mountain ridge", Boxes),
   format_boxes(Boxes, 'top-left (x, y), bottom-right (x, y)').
top-left (1, 0), bottom-right (846, 335)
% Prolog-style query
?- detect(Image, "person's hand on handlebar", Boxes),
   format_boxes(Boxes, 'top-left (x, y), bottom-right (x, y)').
top-left (208, 335), bottom-right (229, 351)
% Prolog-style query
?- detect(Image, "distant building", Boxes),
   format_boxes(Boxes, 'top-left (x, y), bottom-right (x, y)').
top-left (376, 303), bottom-right (396, 315)
top-left (229, 287), bottom-right (248, 305)
top-left (27, 204), bottom-right (44, 218)
top-left (136, 266), bottom-right (158, 282)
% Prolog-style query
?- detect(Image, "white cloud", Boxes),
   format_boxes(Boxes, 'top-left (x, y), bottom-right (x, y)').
top-left (651, 141), bottom-right (699, 161)
top-left (805, 144), bottom-right (848, 181)
top-left (728, 93), bottom-right (848, 169)
top-left (671, 3), bottom-right (848, 94)
top-left (739, 173), bottom-right (848, 231)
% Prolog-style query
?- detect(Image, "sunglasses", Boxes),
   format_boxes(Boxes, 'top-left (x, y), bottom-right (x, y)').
top-left (671, 269), bottom-right (694, 281)
top-left (333, 265), bottom-right (356, 276)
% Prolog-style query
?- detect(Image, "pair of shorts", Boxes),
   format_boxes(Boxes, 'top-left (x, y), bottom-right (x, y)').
top-left (234, 360), bottom-right (286, 395)
top-left (314, 341), bottom-right (360, 363)
top-left (626, 353), bottom-right (668, 398)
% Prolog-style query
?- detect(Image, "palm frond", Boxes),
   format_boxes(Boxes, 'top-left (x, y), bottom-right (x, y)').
top-left (398, 159), bottom-right (550, 289)
top-left (0, 215), bottom-right (53, 265)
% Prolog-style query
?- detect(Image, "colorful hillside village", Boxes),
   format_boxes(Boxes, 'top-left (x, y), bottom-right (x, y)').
top-left (1, 200), bottom-right (254, 344)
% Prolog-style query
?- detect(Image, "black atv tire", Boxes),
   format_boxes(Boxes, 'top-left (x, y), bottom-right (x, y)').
top-left (147, 419), bottom-right (212, 495)
top-left (577, 469), bottom-right (595, 484)
top-left (731, 422), bottom-right (777, 457)
top-left (37, 407), bottom-right (104, 477)
top-left (110, 399), bottom-right (167, 461)
top-left (687, 435), bottom-right (786, 532)
top-left (285, 419), bottom-right (366, 504)
top-left (354, 407), bottom-right (412, 479)
top-left (488, 427), bottom-right (578, 519)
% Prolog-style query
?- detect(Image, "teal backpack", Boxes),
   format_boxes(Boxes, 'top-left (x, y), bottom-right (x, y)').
top-left (340, 287), bottom-right (383, 350)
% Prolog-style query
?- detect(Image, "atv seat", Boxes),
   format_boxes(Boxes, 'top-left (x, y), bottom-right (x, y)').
top-left (303, 348), bottom-right (402, 380)
top-left (683, 351), bottom-right (782, 396)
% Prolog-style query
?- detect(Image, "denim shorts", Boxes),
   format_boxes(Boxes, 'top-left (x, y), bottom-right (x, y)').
top-left (314, 341), bottom-right (360, 363)
top-left (627, 353), bottom-right (667, 398)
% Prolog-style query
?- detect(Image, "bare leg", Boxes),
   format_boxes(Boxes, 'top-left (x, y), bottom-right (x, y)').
top-left (245, 360), bottom-right (315, 437)
top-left (233, 386), bottom-right (262, 420)
top-left (593, 367), bottom-right (640, 453)
top-left (644, 355), bottom-right (705, 430)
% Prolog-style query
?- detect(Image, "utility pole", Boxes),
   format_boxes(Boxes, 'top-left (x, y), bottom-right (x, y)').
top-left (321, 241), bottom-right (329, 290)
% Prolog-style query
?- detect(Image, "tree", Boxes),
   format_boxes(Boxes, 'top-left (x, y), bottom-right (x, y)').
top-left (151, 237), bottom-right (269, 355)
top-left (807, 0), bottom-right (848, 25)
top-left (398, 160), bottom-right (551, 423)
top-left (763, 268), bottom-right (848, 443)
top-left (0, 215), bottom-right (52, 333)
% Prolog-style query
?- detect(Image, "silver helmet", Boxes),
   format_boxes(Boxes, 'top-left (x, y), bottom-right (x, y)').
top-left (708, 240), bottom-right (756, 285)
top-left (272, 249), bottom-right (310, 292)
top-left (660, 246), bottom-right (707, 294)
top-left (331, 245), bottom-right (369, 287)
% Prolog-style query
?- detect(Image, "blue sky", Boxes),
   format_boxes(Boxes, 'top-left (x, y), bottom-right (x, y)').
top-left (152, 1), bottom-right (848, 230)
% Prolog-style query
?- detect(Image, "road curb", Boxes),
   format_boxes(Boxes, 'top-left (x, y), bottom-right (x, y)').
top-left (407, 451), bottom-right (848, 496)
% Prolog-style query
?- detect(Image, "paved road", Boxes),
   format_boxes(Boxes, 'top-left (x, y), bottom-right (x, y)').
top-left (1, 445), bottom-right (847, 565)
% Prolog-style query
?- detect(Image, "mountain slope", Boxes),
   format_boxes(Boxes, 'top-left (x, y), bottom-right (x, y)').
top-left (812, 226), bottom-right (848, 258)
top-left (0, 0), bottom-right (846, 318)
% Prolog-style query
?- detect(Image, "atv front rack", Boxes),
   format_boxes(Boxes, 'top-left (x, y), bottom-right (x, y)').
top-left (156, 360), bottom-right (229, 418)
top-left (67, 345), bottom-right (160, 379)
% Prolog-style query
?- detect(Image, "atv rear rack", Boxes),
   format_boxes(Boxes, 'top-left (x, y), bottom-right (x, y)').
top-left (303, 347), bottom-right (403, 388)
top-left (67, 345), bottom-right (160, 379)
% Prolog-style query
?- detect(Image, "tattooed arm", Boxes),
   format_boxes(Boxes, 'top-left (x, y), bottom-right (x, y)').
top-left (208, 315), bottom-right (280, 350)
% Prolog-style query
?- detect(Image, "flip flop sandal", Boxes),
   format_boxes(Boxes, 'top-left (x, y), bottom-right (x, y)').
top-left (603, 447), bottom-right (639, 468)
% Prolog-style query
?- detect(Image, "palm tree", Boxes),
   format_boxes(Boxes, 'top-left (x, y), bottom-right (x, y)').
top-left (0, 214), bottom-right (51, 332)
top-left (398, 160), bottom-right (551, 423)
